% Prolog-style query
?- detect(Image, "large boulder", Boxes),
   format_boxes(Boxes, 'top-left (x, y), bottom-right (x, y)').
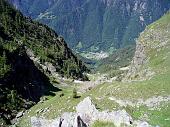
top-left (31, 97), bottom-right (140, 127)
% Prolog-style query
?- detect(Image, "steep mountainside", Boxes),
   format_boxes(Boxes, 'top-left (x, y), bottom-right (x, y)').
top-left (14, 12), bottom-right (170, 127)
top-left (1, 0), bottom-right (88, 80)
top-left (125, 11), bottom-right (170, 81)
top-left (0, 0), bottom-right (88, 125)
top-left (10, 0), bottom-right (170, 52)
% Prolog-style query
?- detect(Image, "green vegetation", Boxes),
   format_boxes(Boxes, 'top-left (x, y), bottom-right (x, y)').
top-left (78, 45), bottom-right (135, 75)
top-left (0, 0), bottom-right (169, 126)
top-left (0, 50), bottom-right (11, 78)
top-left (0, 0), bottom-right (88, 80)
top-left (10, 0), bottom-right (170, 52)
top-left (15, 12), bottom-right (170, 127)
top-left (0, 0), bottom-right (88, 125)
top-left (91, 121), bottom-right (115, 127)
top-left (96, 46), bottom-right (135, 73)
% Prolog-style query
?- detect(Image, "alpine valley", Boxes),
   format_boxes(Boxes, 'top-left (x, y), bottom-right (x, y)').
top-left (10, 0), bottom-right (170, 52)
top-left (9, 0), bottom-right (170, 70)
top-left (0, 0), bottom-right (170, 127)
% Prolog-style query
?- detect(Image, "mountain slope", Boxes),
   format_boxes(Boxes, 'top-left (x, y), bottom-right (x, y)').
top-left (125, 11), bottom-right (170, 81)
top-left (10, 0), bottom-right (170, 52)
top-left (0, 0), bottom-right (88, 125)
top-left (15, 12), bottom-right (170, 127)
top-left (1, 0), bottom-right (88, 80)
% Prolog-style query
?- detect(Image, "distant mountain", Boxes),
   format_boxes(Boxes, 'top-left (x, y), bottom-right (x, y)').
top-left (10, 0), bottom-right (170, 52)
top-left (0, 0), bottom-right (88, 124)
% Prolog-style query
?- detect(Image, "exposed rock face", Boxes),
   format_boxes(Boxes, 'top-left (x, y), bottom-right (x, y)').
top-left (16, 111), bottom-right (24, 118)
top-left (130, 42), bottom-right (147, 71)
top-left (124, 12), bottom-right (170, 81)
top-left (31, 97), bottom-right (150, 127)
top-left (123, 40), bottom-right (153, 81)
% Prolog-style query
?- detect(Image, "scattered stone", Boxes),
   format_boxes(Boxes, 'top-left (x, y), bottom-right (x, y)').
top-left (31, 117), bottom-right (48, 127)
top-left (108, 95), bottom-right (170, 109)
top-left (43, 107), bottom-right (50, 113)
top-left (31, 97), bottom-right (151, 127)
top-left (16, 111), bottom-right (24, 118)
top-left (134, 121), bottom-right (151, 127)
top-left (119, 66), bottom-right (129, 71)
top-left (60, 93), bottom-right (64, 97)
top-left (36, 109), bottom-right (44, 114)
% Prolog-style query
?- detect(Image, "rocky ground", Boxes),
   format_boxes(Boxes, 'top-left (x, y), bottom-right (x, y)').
top-left (30, 97), bottom-right (151, 127)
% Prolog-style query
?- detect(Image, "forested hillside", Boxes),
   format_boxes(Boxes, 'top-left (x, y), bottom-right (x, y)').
top-left (10, 0), bottom-right (170, 52)
top-left (0, 0), bottom-right (88, 124)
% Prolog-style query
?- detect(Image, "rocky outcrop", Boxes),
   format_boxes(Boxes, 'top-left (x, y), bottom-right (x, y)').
top-left (31, 97), bottom-right (151, 127)
top-left (26, 47), bottom-right (60, 79)
top-left (123, 40), bottom-right (154, 81)
top-left (124, 12), bottom-right (170, 81)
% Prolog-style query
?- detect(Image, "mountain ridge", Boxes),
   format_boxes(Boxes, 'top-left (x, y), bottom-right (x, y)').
top-left (10, 0), bottom-right (170, 52)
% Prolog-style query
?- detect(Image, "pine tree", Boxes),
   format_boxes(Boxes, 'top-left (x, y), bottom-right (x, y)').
top-left (0, 51), bottom-right (11, 78)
